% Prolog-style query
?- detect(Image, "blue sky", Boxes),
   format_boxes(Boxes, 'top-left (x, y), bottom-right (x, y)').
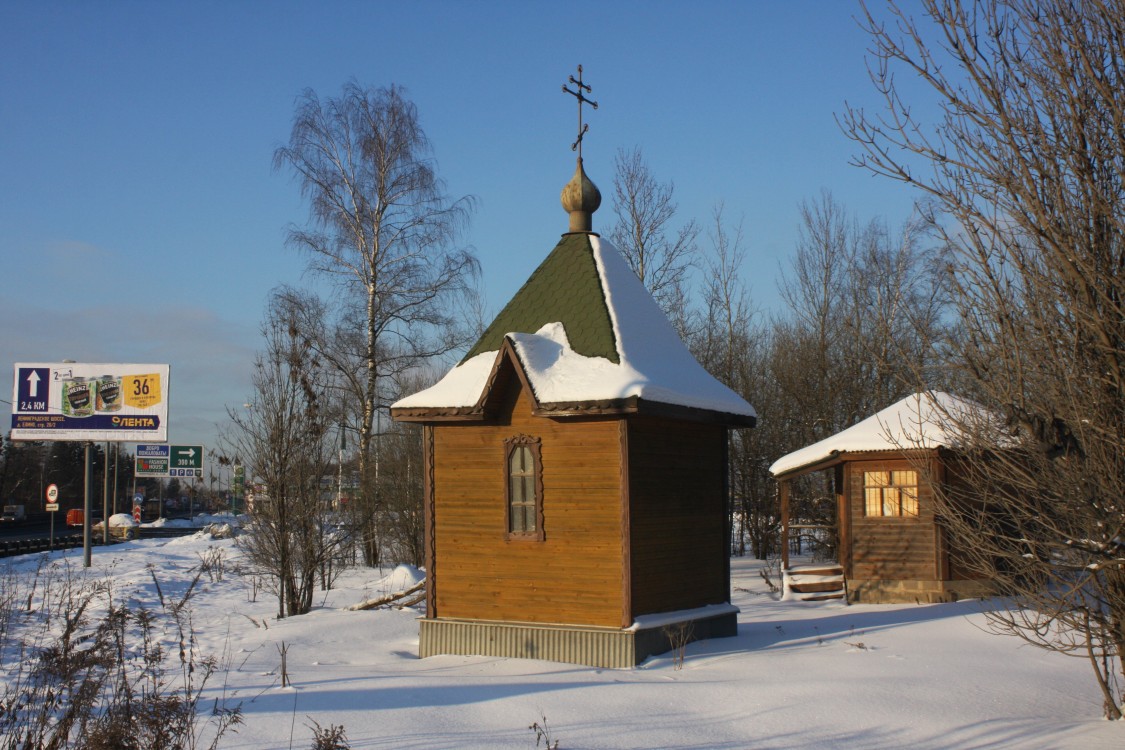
top-left (1, 1), bottom-right (926, 453)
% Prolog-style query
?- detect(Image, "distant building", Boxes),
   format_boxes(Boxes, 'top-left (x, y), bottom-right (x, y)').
top-left (771, 392), bottom-right (992, 603)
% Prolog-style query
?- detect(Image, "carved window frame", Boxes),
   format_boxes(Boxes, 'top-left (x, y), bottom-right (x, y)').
top-left (504, 434), bottom-right (544, 541)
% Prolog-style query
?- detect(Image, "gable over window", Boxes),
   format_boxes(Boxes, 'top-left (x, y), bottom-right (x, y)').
top-left (505, 435), bottom-right (544, 541)
top-left (863, 470), bottom-right (919, 517)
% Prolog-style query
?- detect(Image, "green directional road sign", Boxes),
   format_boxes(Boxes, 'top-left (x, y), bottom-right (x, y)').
top-left (169, 445), bottom-right (205, 477)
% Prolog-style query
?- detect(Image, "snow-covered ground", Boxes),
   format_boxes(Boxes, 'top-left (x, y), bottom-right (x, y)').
top-left (1, 531), bottom-right (1120, 749)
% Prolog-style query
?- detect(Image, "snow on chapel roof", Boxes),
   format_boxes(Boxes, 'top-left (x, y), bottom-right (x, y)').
top-left (769, 391), bottom-right (985, 477)
top-left (392, 232), bottom-right (756, 424)
top-left (394, 79), bottom-right (753, 426)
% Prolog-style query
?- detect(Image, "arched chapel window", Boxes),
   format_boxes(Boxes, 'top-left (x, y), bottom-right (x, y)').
top-left (505, 435), bottom-right (544, 540)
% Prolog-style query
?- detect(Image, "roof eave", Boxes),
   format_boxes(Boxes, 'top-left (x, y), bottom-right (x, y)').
top-left (772, 447), bottom-right (945, 480)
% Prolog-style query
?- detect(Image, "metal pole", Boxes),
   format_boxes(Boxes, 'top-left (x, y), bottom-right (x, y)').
top-left (102, 442), bottom-right (110, 544)
top-left (83, 442), bottom-right (93, 567)
top-left (112, 443), bottom-right (119, 516)
top-left (337, 423), bottom-right (344, 510)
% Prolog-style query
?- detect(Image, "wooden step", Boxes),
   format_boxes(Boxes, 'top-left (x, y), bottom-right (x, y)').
top-left (784, 565), bottom-right (847, 602)
top-left (787, 564), bottom-right (844, 577)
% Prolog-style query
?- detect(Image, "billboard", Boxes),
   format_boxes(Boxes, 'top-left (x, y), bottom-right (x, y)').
top-left (10, 363), bottom-right (170, 442)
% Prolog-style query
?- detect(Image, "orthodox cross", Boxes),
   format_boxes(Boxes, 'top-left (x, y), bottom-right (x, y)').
top-left (562, 64), bottom-right (598, 157)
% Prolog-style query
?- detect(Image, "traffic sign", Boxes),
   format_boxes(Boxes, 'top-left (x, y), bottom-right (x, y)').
top-left (171, 445), bottom-right (204, 470)
top-left (46, 503), bottom-right (59, 512)
top-left (133, 506), bottom-right (142, 523)
top-left (46, 483), bottom-right (58, 503)
top-left (134, 444), bottom-right (204, 477)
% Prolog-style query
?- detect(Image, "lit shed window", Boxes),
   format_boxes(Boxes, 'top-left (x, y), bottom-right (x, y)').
top-left (863, 470), bottom-right (919, 517)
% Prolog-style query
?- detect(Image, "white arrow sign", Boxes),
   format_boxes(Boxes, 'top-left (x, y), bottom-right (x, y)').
top-left (26, 370), bottom-right (40, 398)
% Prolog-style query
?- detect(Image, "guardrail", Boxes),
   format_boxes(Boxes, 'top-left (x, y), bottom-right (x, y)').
top-left (0, 534), bottom-right (85, 557)
top-left (0, 526), bottom-right (201, 558)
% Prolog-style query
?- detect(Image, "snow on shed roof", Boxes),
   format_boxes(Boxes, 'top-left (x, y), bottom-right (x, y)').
top-left (769, 391), bottom-right (984, 477)
top-left (392, 234), bottom-right (756, 423)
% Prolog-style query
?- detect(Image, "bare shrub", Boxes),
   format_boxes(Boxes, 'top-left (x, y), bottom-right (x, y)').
top-left (758, 558), bottom-right (781, 594)
top-left (307, 719), bottom-right (350, 750)
top-left (197, 547), bottom-right (225, 583)
top-left (277, 641), bottom-right (291, 688)
top-left (528, 713), bottom-right (560, 749)
top-left (0, 561), bottom-right (242, 749)
top-left (663, 621), bottom-right (695, 671)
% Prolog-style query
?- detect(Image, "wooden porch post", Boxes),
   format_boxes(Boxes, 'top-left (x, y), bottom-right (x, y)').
top-left (779, 479), bottom-right (790, 571)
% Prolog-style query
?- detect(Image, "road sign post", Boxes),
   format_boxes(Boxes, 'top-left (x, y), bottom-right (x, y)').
top-left (46, 483), bottom-right (58, 550)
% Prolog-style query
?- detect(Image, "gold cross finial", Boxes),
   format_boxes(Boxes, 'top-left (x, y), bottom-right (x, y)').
top-left (562, 64), bottom-right (598, 158)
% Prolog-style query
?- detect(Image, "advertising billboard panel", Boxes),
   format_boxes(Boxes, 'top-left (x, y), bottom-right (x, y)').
top-left (135, 444), bottom-right (171, 476)
top-left (10, 363), bottom-right (170, 442)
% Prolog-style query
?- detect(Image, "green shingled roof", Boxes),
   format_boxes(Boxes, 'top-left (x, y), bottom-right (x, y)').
top-left (461, 233), bottom-right (619, 364)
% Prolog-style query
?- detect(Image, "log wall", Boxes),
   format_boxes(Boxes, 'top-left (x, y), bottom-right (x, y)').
top-left (431, 376), bottom-right (626, 627)
top-left (627, 417), bottom-right (729, 616)
top-left (846, 459), bottom-right (940, 582)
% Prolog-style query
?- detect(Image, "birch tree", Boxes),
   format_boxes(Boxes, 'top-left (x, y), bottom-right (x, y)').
top-left (274, 82), bottom-right (478, 565)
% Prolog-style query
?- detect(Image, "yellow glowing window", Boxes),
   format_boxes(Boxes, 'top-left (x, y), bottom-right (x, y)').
top-left (863, 470), bottom-right (918, 517)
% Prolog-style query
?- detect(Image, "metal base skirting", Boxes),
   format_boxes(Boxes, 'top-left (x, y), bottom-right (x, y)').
top-left (419, 611), bottom-right (738, 669)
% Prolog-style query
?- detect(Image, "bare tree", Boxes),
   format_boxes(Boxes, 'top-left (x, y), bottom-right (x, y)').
top-left (770, 190), bottom-right (948, 560)
top-left (274, 82), bottom-right (479, 566)
top-left (609, 146), bottom-right (700, 335)
top-left (690, 206), bottom-right (790, 560)
top-left (224, 294), bottom-right (348, 618)
top-left (375, 423), bottom-right (425, 568)
top-left (842, 0), bottom-right (1125, 719)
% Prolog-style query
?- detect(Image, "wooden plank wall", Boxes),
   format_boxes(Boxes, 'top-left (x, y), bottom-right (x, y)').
top-left (627, 417), bottom-right (729, 616)
top-left (432, 376), bottom-right (626, 628)
top-left (941, 458), bottom-right (990, 582)
top-left (847, 459), bottom-right (939, 581)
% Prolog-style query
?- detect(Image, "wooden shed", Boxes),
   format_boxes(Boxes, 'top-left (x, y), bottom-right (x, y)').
top-left (391, 159), bottom-right (756, 667)
top-left (770, 392), bottom-right (990, 603)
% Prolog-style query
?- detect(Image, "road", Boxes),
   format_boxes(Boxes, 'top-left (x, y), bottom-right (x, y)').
top-left (0, 515), bottom-right (73, 542)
